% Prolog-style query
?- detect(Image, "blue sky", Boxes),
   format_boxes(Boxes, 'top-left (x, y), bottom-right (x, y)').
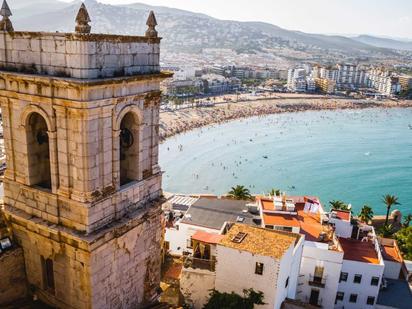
top-left (65, 0), bottom-right (412, 39)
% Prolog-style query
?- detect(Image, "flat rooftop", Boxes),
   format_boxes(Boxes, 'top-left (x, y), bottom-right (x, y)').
top-left (381, 243), bottom-right (403, 263)
top-left (180, 197), bottom-right (260, 230)
top-left (219, 223), bottom-right (300, 259)
top-left (331, 209), bottom-right (351, 221)
top-left (377, 279), bottom-right (412, 309)
top-left (339, 237), bottom-right (380, 264)
top-left (260, 196), bottom-right (328, 242)
top-left (191, 231), bottom-right (224, 245)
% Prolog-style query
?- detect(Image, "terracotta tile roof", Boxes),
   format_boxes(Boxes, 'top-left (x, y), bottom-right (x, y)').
top-left (259, 196), bottom-right (326, 242)
top-left (332, 210), bottom-right (351, 221)
top-left (339, 237), bottom-right (380, 264)
top-left (295, 203), bottom-right (324, 242)
top-left (218, 223), bottom-right (300, 259)
top-left (381, 244), bottom-right (403, 263)
top-left (191, 231), bottom-right (224, 244)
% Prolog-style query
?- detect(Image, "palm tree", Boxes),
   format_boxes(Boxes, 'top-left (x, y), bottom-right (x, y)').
top-left (269, 188), bottom-right (281, 197)
top-left (228, 185), bottom-right (252, 200)
top-left (379, 224), bottom-right (395, 238)
top-left (358, 205), bottom-right (374, 224)
top-left (382, 194), bottom-right (400, 226)
top-left (329, 200), bottom-right (349, 211)
top-left (403, 214), bottom-right (412, 228)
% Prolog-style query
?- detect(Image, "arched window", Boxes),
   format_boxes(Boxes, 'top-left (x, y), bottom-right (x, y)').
top-left (26, 112), bottom-right (52, 189)
top-left (119, 112), bottom-right (140, 186)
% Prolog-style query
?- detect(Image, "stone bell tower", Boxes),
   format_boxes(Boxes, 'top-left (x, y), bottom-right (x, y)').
top-left (0, 1), bottom-right (171, 308)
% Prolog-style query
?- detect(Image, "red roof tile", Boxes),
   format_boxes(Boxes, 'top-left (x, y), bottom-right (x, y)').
top-left (381, 244), bottom-right (403, 263)
top-left (333, 210), bottom-right (351, 221)
top-left (191, 231), bottom-right (224, 244)
top-left (339, 237), bottom-right (380, 264)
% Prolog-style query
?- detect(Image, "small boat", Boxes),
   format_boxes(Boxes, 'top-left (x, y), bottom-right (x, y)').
top-left (408, 124), bottom-right (412, 130)
top-left (263, 155), bottom-right (268, 159)
top-left (365, 152), bottom-right (371, 156)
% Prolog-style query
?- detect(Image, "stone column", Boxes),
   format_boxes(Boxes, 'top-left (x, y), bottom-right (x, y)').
top-left (54, 106), bottom-right (71, 198)
top-left (47, 131), bottom-right (59, 194)
top-left (112, 129), bottom-right (121, 190)
top-left (0, 97), bottom-right (15, 181)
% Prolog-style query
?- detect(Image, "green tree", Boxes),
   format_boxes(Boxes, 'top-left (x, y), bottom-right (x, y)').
top-left (228, 185), bottom-right (252, 200)
top-left (379, 224), bottom-right (395, 238)
top-left (382, 195), bottom-right (400, 226)
top-left (203, 289), bottom-right (265, 309)
top-left (329, 200), bottom-right (349, 210)
top-left (358, 205), bottom-right (374, 224)
top-left (394, 227), bottom-right (412, 260)
top-left (403, 214), bottom-right (412, 228)
top-left (269, 188), bottom-right (281, 196)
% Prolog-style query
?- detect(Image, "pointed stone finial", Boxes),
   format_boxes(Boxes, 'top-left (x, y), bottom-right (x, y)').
top-left (145, 11), bottom-right (158, 38)
top-left (75, 3), bottom-right (91, 34)
top-left (0, 0), bottom-right (13, 32)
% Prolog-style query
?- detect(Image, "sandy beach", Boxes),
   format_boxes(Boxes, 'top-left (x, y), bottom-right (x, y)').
top-left (159, 94), bottom-right (412, 141)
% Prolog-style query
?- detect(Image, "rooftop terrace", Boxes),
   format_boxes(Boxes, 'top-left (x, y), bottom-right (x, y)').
top-left (259, 196), bottom-right (334, 243)
top-left (219, 223), bottom-right (301, 259)
top-left (180, 197), bottom-right (260, 230)
top-left (339, 237), bottom-right (380, 264)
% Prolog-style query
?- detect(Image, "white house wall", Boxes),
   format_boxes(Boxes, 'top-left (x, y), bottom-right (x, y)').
top-left (336, 260), bottom-right (384, 309)
top-left (297, 241), bottom-right (344, 309)
top-left (215, 244), bottom-right (296, 309)
top-left (165, 222), bottom-right (220, 255)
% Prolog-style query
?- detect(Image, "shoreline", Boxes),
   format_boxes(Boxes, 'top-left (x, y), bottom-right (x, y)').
top-left (159, 95), bottom-right (412, 141)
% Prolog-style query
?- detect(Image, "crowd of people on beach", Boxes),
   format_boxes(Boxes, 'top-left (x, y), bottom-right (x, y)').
top-left (159, 98), bottom-right (412, 141)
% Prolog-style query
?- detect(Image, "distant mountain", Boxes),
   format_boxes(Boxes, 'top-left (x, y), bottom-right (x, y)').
top-left (9, 0), bottom-right (402, 57)
top-left (353, 35), bottom-right (412, 51)
top-left (12, 0), bottom-right (74, 19)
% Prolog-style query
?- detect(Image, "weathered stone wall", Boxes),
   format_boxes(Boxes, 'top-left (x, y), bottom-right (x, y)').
top-left (180, 268), bottom-right (216, 309)
top-left (0, 32), bottom-right (160, 79)
top-left (90, 204), bottom-right (163, 308)
top-left (5, 200), bottom-right (163, 309)
top-left (0, 247), bottom-right (28, 306)
top-left (0, 25), bottom-right (171, 309)
top-left (0, 72), bottom-right (167, 234)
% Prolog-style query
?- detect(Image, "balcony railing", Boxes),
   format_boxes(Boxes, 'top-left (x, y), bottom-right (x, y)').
top-left (308, 275), bottom-right (326, 288)
top-left (183, 256), bottom-right (216, 272)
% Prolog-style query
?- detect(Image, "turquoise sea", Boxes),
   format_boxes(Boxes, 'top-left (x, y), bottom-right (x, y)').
top-left (159, 108), bottom-right (412, 215)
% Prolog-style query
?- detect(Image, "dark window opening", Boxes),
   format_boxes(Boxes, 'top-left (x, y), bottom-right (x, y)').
top-left (314, 266), bottom-right (324, 282)
top-left (367, 296), bottom-right (375, 305)
top-left (27, 113), bottom-right (51, 190)
top-left (309, 289), bottom-right (320, 306)
top-left (255, 262), bottom-right (264, 275)
top-left (119, 112), bottom-right (140, 186)
top-left (349, 294), bottom-right (357, 303)
top-left (371, 276), bottom-right (379, 286)
top-left (354, 274), bottom-right (362, 284)
top-left (335, 292), bottom-right (344, 304)
top-left (41, 256), bottom-right (55, 292)
top-left (339, 272), bottom-right (348, 282)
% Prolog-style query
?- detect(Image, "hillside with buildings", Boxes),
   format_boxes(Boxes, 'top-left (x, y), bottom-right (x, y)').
top-left (11, 0), bottom-right (411, 66)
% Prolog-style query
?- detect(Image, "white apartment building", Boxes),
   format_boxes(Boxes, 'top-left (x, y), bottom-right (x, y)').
top-left (168, 195), bottom-right (397, 309)
top-left (164, 196), bottom-right (260, 255)
top-left (337, 63), bottom-right (368, 89)
top-left (306, 77), bottom-right (316, 92)
top-left (367, 69), bottom-right (401, 96)
top-left (257, 195), bottom-right (385, 309)
top-left (287, 68), bottom-right (307, 92)
top-left (320, 66), bottom-right (339, 81)
top-left (336, 237), bottom-right (384, 309)
top-left (180, 223), bottom-right (304, 309)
